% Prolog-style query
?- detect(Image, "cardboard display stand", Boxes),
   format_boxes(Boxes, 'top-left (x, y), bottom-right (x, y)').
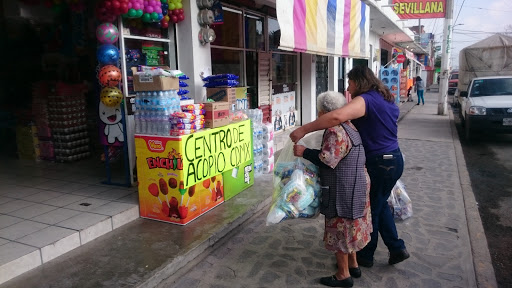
top-left (135, 119), bottom-right (253, 225)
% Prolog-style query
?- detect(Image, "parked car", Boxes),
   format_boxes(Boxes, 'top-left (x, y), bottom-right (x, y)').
top-left (459, 76), bottom-right (512, 139)
top-left (448, 71), bottom-right (458, 95)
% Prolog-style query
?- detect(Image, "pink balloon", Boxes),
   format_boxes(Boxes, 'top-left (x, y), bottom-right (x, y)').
top-left (146, 6), bottom-right (153, 13)
top-left (155, 7), bottom-right (162, 13)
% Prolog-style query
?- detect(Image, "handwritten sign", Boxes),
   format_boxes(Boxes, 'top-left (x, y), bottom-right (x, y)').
top-left (135, 120), bottom-right (252, 189)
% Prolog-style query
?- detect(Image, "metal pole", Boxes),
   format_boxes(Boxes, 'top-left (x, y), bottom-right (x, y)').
top-left (438, 0), bottom-right (453, 115)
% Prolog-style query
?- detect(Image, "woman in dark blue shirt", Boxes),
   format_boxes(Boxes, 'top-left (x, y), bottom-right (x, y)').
top-left (291, 66), bottom-right (409, 271)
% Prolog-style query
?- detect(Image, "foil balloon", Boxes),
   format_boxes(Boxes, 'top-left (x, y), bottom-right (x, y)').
top-left (97, 44), bottom-right (119, 65)
top-left (96, 23), bottom-right (119, 44)
top-left (98, 65), bottom-right (122, 87)
top-left (100, 87), bottom-right (123, 107)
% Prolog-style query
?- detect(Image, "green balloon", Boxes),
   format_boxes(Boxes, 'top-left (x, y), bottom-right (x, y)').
top-left (151, 12), bottom-right (159, 21)
top-left (161, 0), bottom-right (166, 3)
top-left (176, 2), bottom-right (182, 9)
top-left (128, 8), bottom-right (137, 17)
top-left (142, 13), bottom-right (151, 22)
top-left (169, 3), bottom-right (175, 10)
top-left (136, 10), bottom-right (144, 18)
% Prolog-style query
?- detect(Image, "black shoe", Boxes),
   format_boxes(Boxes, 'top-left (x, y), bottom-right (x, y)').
top-left (389, 249), bottom-right (410, 265)
top-left (416, 103), bottom-right (420, 105)
top-left (349, 267), bottom-right (361, 278)
top-left (320, 275), bottom-right (354, 287)
top-left (356, 255), bottom-right (373, 268)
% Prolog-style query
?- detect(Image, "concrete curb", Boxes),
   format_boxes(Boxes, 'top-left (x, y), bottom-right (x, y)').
top-left (448, 109), bottom-right (498, 288)
top-left (398, 101), bottom-right (417, 122)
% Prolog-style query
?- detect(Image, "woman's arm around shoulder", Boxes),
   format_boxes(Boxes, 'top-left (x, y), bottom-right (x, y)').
top-left (290, 96), bottom-right (366, 143)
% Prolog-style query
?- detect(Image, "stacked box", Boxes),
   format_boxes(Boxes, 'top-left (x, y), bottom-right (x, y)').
top-left (203, 102), bottom-right (230, 128)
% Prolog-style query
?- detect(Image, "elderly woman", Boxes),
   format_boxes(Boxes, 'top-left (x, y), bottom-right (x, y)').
top-left (293, 91), bottom-right (372, 287)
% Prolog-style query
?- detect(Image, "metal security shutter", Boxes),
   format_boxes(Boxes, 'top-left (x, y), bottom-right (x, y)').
top-left (258, 52), bottom-right (272, 106)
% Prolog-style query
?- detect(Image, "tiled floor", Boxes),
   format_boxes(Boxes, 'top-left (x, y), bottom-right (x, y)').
top-left (0, 127), bottom-right (293, 284)
top-left (0, 157), bottom-right (139, 284)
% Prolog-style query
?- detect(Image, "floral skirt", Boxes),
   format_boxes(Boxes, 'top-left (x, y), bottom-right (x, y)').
top-left (324, 188), bottom-right (372, 254)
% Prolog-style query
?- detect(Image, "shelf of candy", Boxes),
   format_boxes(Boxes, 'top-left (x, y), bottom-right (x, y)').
top-left (168, 105), bottom-right (206, 136)
top-left (134, 89), bottom-right (181, 135)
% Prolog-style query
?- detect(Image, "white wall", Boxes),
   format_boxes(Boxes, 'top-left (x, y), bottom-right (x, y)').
top-left (328, 56), bottom-right (339, 92)
top-left (176, 1), bottom-right (212, 103)
top-left (369, 31), bottom-right (381, 74)
top-left (300, 53), bottom-right (317, 123)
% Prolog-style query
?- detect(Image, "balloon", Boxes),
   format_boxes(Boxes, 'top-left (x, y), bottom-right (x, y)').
top-left (98, 65), bottom-right (122, 87)
top-left (161, 21), bottom-right (169, 28)
top-left (164, 15), bottom-right (170, 21)
top-left (177, 13), bottom-right (184, 22)
top-left (96, 23), bottom-right (119, 44)
top-left (168, 3), bottom-right (175, 10)
top-left (100, 87), bottom-right (123, 107)
top-left (175, 2), bottom-right (182, 9)
top-left (97, 44), bottom-right (119, 65)
top-left (136, 9), bottom-right (143, 17)
top-left (170, 15), bottom-right (178, 23)
top-left (127, 8), bottom-right (137, 17)
top-left (151, 12), bottom-right (159, 20)
top-left (142, 13), bottom-right (151, 22)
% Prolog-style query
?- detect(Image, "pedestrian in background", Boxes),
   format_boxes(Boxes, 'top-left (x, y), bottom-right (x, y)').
top-left (415, 76), bottom-right (425, 105)
top-left (290, 66), bottom-right (409, 272)
top-left (293, 91), bottom-right (372, 287)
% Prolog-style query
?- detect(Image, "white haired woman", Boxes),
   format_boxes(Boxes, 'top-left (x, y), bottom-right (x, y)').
top-left (294, 91), bottom-right (372, 287)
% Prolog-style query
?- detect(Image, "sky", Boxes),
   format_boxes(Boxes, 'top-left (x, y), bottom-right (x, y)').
top-left (404, 0), bottom-right (512, 69)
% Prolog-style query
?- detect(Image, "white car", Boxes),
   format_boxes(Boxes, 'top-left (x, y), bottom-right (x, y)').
top-left (458, 76), bottom-right (512, 139)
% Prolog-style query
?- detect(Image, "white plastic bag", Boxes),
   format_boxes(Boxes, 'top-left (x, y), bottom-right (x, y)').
top-left (387, 180), bottom-right (413, 220)
top-left (266, 140), bottom-right (322, 225)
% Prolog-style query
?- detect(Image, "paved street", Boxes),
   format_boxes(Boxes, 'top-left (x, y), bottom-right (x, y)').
top-left (158, 92), bottom-right (494, 288)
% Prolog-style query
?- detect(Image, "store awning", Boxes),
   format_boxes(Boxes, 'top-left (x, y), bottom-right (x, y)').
top-left (276, 0), bottom-right (370, 58)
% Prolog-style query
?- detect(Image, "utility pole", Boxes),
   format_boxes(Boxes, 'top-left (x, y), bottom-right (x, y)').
top-left (438, 0), bottom-right (453, 115)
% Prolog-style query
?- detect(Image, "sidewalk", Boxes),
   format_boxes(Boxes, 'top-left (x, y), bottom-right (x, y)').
top-left (0, 92), bottom-right (496, 288)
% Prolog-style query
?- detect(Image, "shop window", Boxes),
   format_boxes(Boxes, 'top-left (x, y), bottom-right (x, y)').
top-left (211, 48), bottom-right (243, 84)
top-left (353, 58), bottom-right (368, 68)
top-left (245, 14), bottom-right (264, 50)
top-left (316, 55), bottom-right (328, 95)
top-left (211, 9), bottom-right (242, 48)
top-left (272, 54), bottom-right (297, 84)
top-left (268, 18), bottom-right (281, 51)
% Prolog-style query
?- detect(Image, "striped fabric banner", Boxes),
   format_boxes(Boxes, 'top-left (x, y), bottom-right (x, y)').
top-left (277, 0), bottom-right (369, 58)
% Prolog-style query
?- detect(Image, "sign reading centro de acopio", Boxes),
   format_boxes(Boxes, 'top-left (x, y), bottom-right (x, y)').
top-left (392, 0), bottom-right (446, 19)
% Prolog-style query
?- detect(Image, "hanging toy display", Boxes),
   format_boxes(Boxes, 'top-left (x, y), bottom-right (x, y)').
top-left (142, 0), bottom-right (164, 22)
top-left (96, 23), bottom-right (120, 45)
top-left (98, 65), bottom-right (122, 87)
top-left (100, 87), bottom-right (123, 107)
top-left (97, 44), bottom-right (120, 65)
top-left (167, 0), bottom-right (184, 23)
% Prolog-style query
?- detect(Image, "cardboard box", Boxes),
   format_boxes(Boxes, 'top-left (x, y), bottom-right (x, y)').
top-left (203, 102), bottom-right (230, 128)
top-left (206, 87), bottom-right (236, 104)
top-left (131, 67), bottom-right (179, 91)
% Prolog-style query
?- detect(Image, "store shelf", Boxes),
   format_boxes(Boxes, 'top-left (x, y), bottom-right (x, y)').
top-left (123, 34), bottom-right (171, 43)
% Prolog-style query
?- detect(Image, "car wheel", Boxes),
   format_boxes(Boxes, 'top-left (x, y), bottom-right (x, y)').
top-left (465, 117), bottom-right (472, 140)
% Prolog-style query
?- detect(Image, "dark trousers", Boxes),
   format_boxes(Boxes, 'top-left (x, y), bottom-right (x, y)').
top-left (357, 148), bottom-right (406, 261)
